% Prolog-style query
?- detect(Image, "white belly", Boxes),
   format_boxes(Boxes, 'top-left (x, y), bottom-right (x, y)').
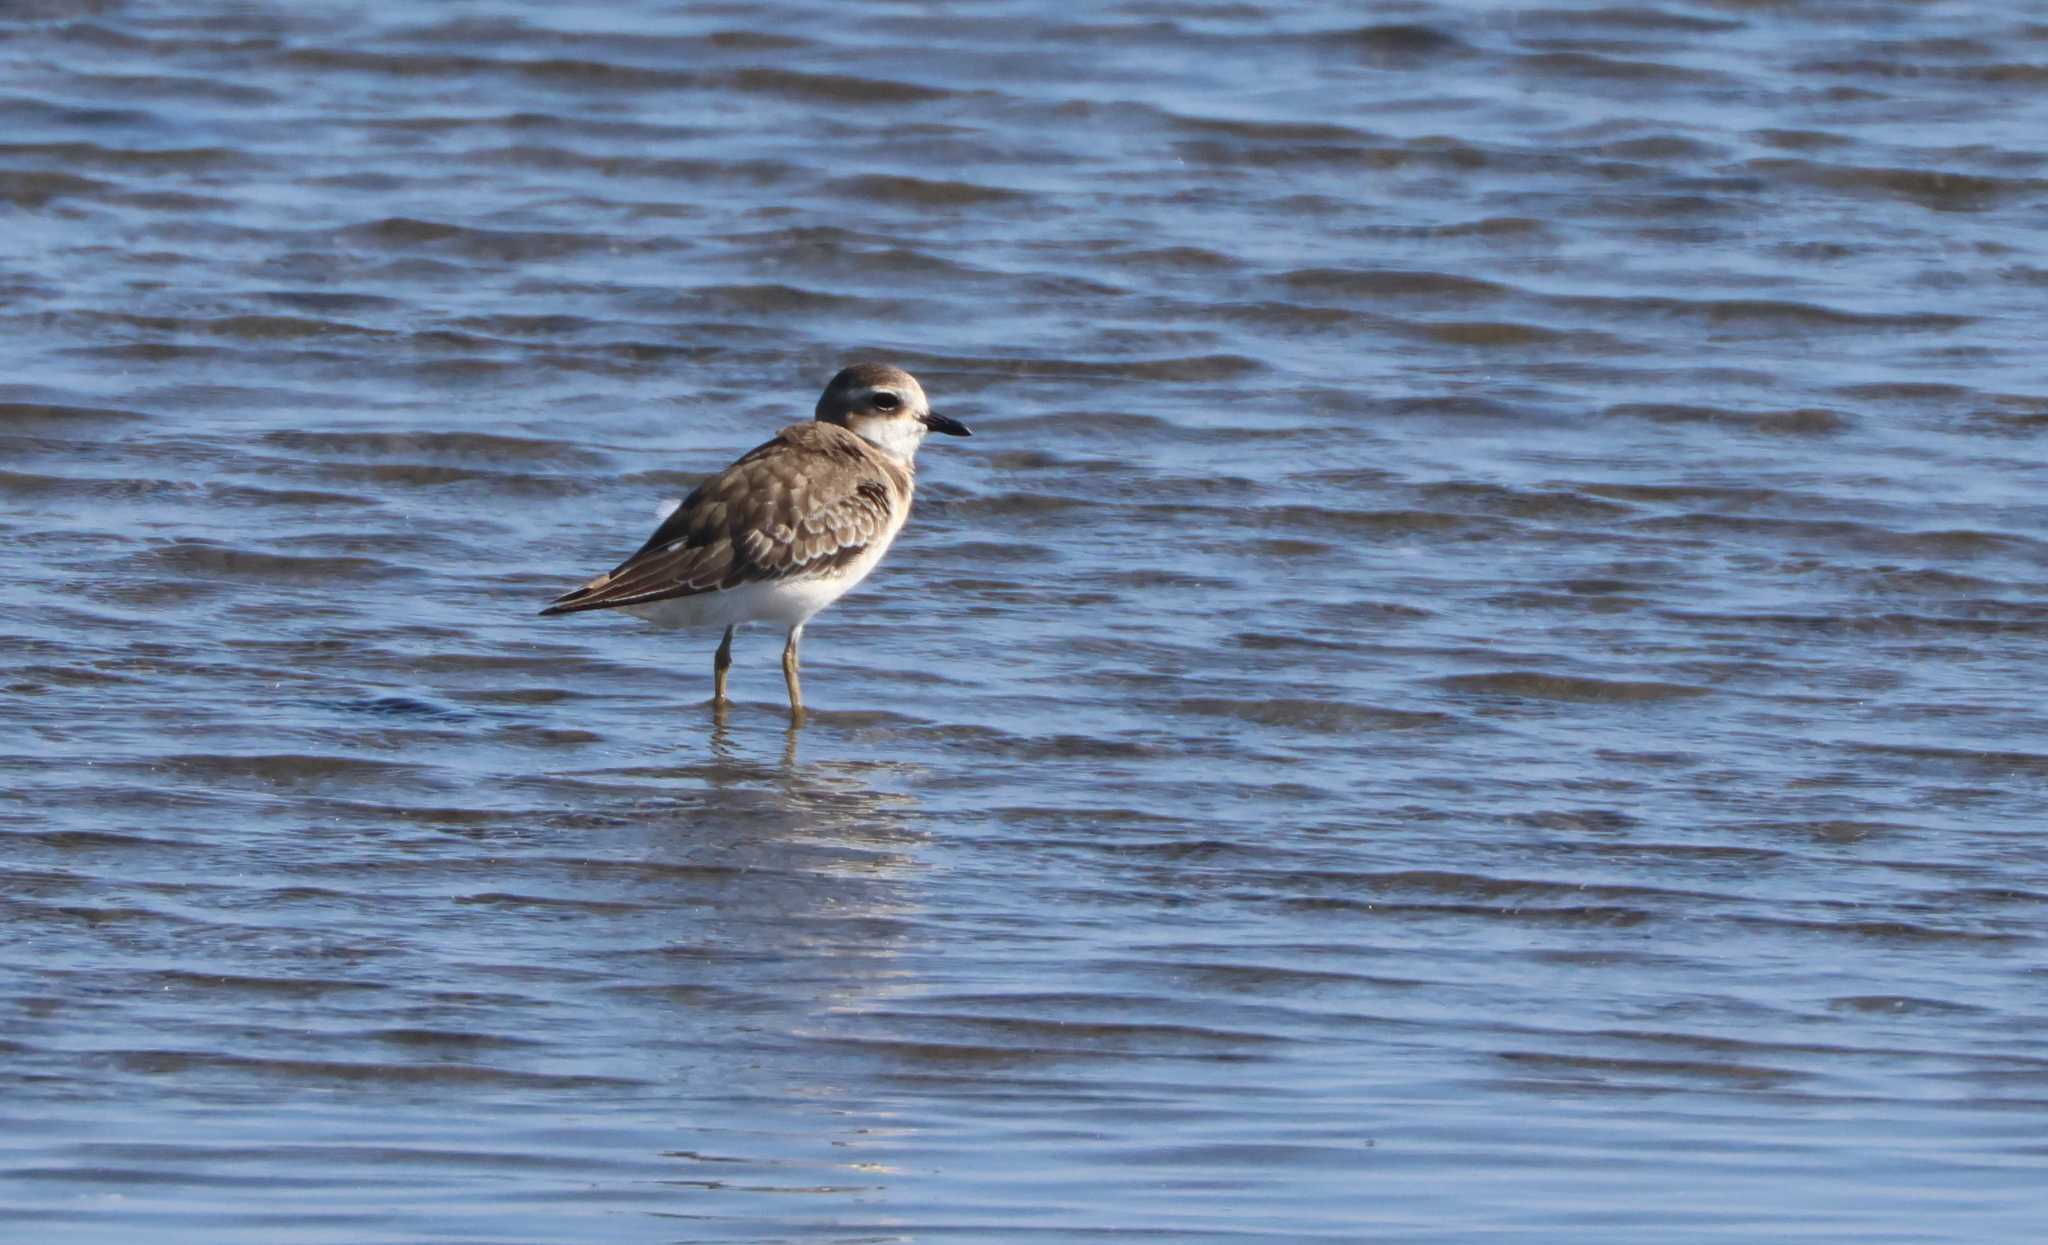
top-left (622, 528), bottom-right (900, 631)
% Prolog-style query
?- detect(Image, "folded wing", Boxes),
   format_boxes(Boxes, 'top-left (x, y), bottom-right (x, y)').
top-left (540, 424), bottom-right (901, 616)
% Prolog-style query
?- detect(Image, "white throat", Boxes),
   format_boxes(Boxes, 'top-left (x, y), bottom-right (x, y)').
top-left (854, 416), bottom-right (926, 466)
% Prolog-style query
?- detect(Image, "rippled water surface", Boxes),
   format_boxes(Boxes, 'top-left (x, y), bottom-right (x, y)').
top-left (5, 1), bottom-right (2048, 1241)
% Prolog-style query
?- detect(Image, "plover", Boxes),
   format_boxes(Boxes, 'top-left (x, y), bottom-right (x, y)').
top-left (540, 363), bottom-right (971, 718)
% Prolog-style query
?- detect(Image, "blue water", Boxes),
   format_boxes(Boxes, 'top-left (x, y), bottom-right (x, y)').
top-left (2, 1), bottom-right (2046, 1241)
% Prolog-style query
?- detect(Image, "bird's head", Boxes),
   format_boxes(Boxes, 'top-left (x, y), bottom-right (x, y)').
top-left (815, 363), bottom-right (971, 462)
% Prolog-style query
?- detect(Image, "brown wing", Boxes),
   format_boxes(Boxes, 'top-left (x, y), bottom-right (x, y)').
top-left (539, 423), bottom-right (903, 616)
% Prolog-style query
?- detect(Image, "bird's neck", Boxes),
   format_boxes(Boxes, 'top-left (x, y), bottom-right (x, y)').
top-left (852, 419), bottom-right (926, 468)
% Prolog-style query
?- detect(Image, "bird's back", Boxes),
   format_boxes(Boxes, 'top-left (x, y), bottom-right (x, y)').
top-left (540, 422), bottom-right (911, 618)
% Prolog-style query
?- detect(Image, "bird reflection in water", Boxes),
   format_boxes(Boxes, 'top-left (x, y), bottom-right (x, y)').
top-left (634, 710), bottom-right (933, 926)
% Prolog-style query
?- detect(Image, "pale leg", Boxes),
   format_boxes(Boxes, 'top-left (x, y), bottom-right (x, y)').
top-left (782, 623), bottom-right (805, 719)
top-left (713, 625), bottom-right (735, 705)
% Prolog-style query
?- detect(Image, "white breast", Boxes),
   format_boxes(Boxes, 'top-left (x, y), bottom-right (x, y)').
top-left (623, 500), bottom-right (909, 631)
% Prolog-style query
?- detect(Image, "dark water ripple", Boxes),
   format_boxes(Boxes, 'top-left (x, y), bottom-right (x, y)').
top-left (3, 0), bottom-right (2048, 1241)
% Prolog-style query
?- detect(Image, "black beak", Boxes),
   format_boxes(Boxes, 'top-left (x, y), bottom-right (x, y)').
top-left (921, 410), bottom-right (972, 437)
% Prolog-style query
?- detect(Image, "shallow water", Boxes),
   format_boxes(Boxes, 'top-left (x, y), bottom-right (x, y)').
top-left (3, 1), bottom-right (2048, 1241)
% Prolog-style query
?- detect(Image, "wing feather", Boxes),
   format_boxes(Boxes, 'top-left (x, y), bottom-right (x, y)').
top-left (539, 424), bottom-right (904, 616)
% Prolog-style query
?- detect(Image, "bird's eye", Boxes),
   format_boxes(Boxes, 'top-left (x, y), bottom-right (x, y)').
top-left (871, 392), bottom-right (901, 411)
